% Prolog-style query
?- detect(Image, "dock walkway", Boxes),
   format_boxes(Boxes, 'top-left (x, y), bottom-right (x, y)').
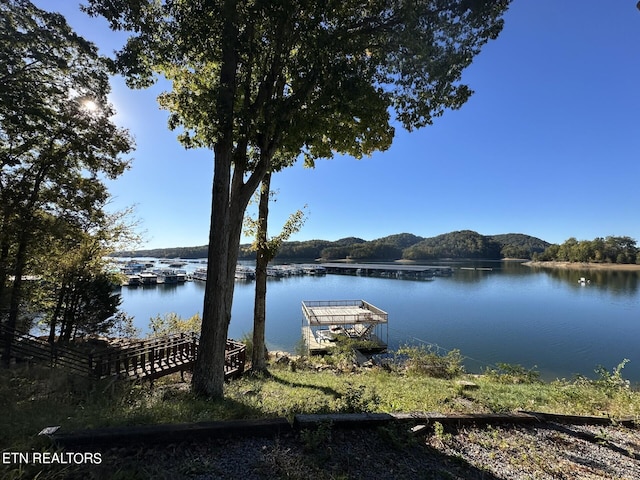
top-left (320, 263), bottom-right (453, 279)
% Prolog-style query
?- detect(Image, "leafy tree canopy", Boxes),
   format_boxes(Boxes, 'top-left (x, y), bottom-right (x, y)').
top-left (534, 236), bottom-right (638, 265)
top-left (402, 230), bottom-right (502, 260)
top-left (84, 0), bottom-right (511, 397)
top-left (0, 0), bottom-right (135, 347)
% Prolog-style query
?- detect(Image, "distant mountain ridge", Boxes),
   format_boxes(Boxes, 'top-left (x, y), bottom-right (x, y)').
top-left (114, 230), bottom-right (551, 261)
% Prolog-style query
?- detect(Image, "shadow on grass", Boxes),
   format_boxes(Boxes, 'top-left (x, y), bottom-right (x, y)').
top-left (243, 368), bottom-right (343, 399)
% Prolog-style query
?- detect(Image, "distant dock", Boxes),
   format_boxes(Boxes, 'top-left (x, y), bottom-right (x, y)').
top-left (319, 262), bottom-right (453, 279)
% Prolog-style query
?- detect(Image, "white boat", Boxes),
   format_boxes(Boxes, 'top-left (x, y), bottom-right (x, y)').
top-left (123, 274), bottom-right (140, 286)
top-left (138, 271), bottom-right (157, 285)
top-left (235, 265), bottom-right (255, 281)
top-left (153, 268), bottom-right (179, 284)
top-left (190, 268), bottom-right (208, 281)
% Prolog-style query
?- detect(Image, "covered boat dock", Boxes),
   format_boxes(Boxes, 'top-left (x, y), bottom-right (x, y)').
top-left (301, 300), bottom-right (388, 355)
top-left (319, 262), bottom-right (453, 279)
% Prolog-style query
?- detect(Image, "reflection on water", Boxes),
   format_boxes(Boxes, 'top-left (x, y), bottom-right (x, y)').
top-left (118, 261), bottom-right (640, 382)
top-left (530, 267), bottom-right (640, 295)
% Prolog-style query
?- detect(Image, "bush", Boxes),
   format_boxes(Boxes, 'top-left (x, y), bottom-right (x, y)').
top-left (396, 345), bottom-right (465, 378)
top-left (574, 359), bottom-right (632, 393)
top-left (483, 363), bottom-right (541, 384)
top-left (148, 313), bottom-right (201, 336)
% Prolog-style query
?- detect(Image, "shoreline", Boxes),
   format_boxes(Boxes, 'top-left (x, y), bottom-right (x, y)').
top-left (523, 261), bottom-right (640, 271)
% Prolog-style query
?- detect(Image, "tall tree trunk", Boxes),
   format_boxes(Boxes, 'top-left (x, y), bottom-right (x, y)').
top-left (48, 283), bottom-right (67, 343)
top-left (252, 172), bottom-right (271, 372)
top-left (3, 232), bottom-right (28, 365)
top-left (191, 0), bottom-right (273, 398)
top-left (193, 146), bottom-right (234, 398)
top-left (0, 231), bottom-right (11, 312)
top-left (191, 0), bottom-right (239, 398)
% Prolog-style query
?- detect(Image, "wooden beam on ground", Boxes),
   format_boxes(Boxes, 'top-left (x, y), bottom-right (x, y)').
top-left (49, 418), bottom-right (292, 447)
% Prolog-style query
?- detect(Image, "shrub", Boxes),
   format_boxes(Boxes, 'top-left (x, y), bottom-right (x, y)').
top-left (338, 383), bottom-right (380, 413)
top-left (148, 312), bottom-right (201, 337)
top-left (396, 344), bottom-right (465, 378)
top-left (483, 363), bottom-right (541, 384)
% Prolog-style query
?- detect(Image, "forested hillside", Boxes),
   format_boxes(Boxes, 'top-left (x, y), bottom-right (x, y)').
top-left (402, 230), bottom-right (503, 260)
top-left (489, 233), bottom-right (551, 259)
top-left (115, 231), bottom-right (550, 261)
top-left (116, 245), bottom-right (210, 259)
top-left (533, 236), bottom-right (638, 264)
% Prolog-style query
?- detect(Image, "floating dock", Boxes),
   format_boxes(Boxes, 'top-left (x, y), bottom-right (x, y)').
top-left (319, 262), bottom-right (453, 279)
top-left (301, 300), bottom-right (388, 355)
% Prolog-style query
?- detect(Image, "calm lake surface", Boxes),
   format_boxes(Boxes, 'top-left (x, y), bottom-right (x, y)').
top-left (118, 260), bottom-right (640, 382)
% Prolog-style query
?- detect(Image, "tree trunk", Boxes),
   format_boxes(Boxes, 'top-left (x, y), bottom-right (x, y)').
top-left (252, 172), bottom-right (271, 372)
top-left (48, 283), bottom-right (68, 343)
top-left (3, 232), bottom-right (28, 365)
top-left (191, 0), bottom-right (271, 398)
top-left (191, 0), bottom-right (239, 398)
top-left (0, 232), bottom-right (10, 312)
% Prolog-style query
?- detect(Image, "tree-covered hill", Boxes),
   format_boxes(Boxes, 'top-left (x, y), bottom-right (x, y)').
top-left (489, 233), bottom-right (551, 259)
top-left (402, 230), bottom-right (503, 260)
top-left (115, 245), bottom-right (210, 259)
top-left (114, 231), bottom-right (550, 261)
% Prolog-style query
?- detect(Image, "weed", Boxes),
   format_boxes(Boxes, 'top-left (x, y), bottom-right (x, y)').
top-left (594, 359), bottom-right (631, 392)
top-left (433, 421), bottom-right (452, 443)
top-left (338, 383), bottom-right (380, 413)
top-left (396, 344), bottom-right (465, 378)
top-left (300, 421), bottom-right (333, 453)
top-left (376, 423), bottom-right (416, 450)
top-left (483, 363), bottom-right (541, 384)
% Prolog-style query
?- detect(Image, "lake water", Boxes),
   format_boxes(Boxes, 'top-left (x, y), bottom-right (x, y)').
top-left (118, 260), bottom-right (640, 382)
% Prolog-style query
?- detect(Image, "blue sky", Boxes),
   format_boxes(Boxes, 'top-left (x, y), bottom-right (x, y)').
top-left (34, 1), bottom-right (640, 249)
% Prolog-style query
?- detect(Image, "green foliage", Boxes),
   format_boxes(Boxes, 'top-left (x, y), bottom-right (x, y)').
top-left (483, 363), bottom-right (541, 384)
top-left (110, 312), bottom-right (140, 339)
top-left (300, 422), bottom-right (333, 454)
top-left (148, 313), bottom-right (201, 337)
top-left (397, 344), bottom-right (465, 379)
top-left (122, 231), bottom-right (550, 261)
top-left (4, 358), bottom-right (640, 463)
top-left (0, 0), bottom-right (134, 346)
top-left (491, 234), bottom-right (551, 259)
top-left (114, 245), bottom-right (209, 259)
top-left (338, 383), bottom-right (381, 413)
top-left (403, 230), bottom-right (503, 260)
top-left (575, 359), bottom-right (632, 394)
top-left (85, 0), bottom-right (510, 397)
top-left (534, 236), bottom-right (638, 264)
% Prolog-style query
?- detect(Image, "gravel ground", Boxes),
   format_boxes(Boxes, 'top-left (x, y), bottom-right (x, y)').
top-left (58, 421), bottom-right (640, 479)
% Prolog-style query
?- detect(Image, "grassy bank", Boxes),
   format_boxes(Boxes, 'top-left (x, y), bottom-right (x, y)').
top-left (2, 350), bottom-right (639, 453)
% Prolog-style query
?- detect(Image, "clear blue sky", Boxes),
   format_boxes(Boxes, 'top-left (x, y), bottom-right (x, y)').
top-left (34, 1), bottom-right (640, 249)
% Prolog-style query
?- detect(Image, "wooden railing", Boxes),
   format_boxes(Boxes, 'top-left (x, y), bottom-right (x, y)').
top-left (1, 324), bottom-right (246, 382)
top-left (0, 323), bottom-right (92, 376)
top-left (224, 339), bottom-right (246, 380)
top-left (90, 332), bottom-right (200, 380)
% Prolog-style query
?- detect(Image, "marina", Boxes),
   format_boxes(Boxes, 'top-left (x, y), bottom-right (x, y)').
top-left (319, 262), bottom-right (453, 279)
top-left (115, 261), bottom-right (640, 382)
top-left (117, 260), bottom-right (330, 286)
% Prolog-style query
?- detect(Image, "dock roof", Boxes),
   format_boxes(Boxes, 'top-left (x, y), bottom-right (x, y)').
top-left (302, 300), bottom-right (387, 325)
